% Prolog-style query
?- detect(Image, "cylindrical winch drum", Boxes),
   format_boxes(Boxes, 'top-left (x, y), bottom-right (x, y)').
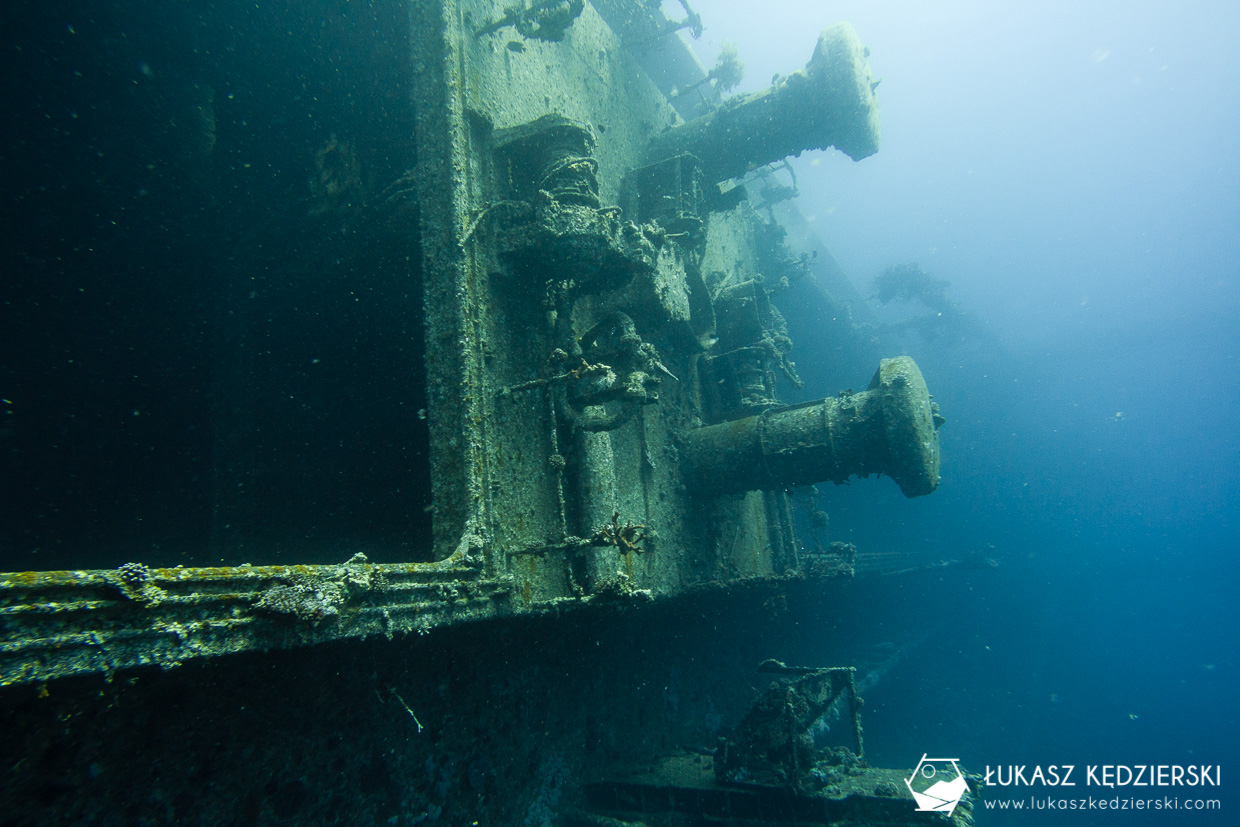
top-left (681, 356), bottom-right (941, 497)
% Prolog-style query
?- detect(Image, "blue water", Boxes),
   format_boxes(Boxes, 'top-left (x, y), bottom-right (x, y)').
top-left (699, 0), bottom-right (1240, 821)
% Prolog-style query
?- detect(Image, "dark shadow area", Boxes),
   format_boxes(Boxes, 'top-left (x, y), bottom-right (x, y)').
top-left (0, 0), bottom-right (432, 570)
top-left (0, 583), bottom-right (833, 826)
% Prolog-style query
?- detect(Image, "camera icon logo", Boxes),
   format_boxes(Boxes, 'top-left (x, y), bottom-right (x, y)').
top-left (905, 754), bottom-right (968, 816)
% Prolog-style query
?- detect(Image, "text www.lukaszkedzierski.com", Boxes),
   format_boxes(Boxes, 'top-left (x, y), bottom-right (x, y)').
top-left (984, 796), bottom-right (1221, 811)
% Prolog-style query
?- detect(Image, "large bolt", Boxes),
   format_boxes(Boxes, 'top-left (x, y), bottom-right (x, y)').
top-left (682, 356), bottom-right (942, 497)
top-left (647, 22), bottom-right (881, 183)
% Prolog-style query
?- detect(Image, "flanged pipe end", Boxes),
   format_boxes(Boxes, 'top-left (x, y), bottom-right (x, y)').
top-left (807, 22), bottom-right (881, 161)
top-left (869, 356), bottom-right (941, 497)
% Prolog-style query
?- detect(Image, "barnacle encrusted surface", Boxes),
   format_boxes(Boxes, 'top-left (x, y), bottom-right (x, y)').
top-left (112, 562), bottom-right (166, 606)
top-left (252, 553), bottom-right (385, 623)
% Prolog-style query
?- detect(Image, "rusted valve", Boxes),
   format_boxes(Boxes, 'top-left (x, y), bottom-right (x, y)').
top-left (647, 22), bottom-right (881, 182)
top-left (681, 356), bottom-right (942, 497)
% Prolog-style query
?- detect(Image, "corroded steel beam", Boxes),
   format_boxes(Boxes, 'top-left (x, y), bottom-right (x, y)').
top-left (0, 550), bottom-right (507, 687)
